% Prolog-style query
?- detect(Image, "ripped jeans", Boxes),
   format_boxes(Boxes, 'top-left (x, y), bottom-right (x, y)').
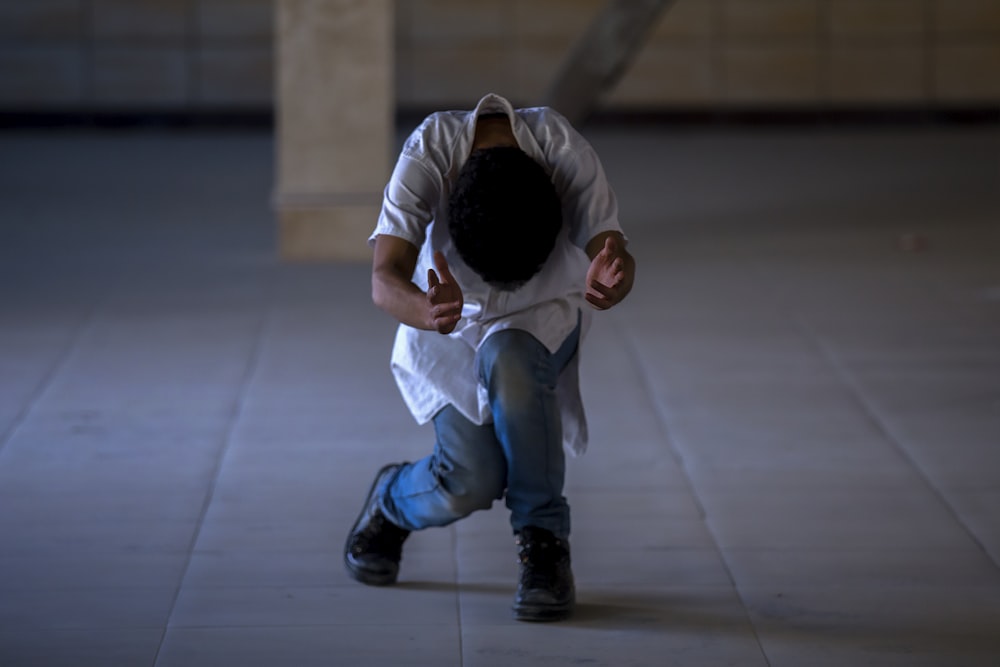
top-left (379, 322), bottom-right (580, 540)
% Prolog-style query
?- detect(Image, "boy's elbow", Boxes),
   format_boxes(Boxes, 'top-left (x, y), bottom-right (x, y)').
top-left (371, 271), bottom-right (399, 314)
top-left (371, 277), bottom-right (386, 311)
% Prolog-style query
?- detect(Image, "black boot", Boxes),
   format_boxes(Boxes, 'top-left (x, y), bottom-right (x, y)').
top-left (512, 526), bottom-right (575, 622)
top-left (344, 463), bottom-right (410, 586)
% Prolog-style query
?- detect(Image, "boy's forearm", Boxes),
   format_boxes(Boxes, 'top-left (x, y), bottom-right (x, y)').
top-left (372, 270), bottom-right (434, 330)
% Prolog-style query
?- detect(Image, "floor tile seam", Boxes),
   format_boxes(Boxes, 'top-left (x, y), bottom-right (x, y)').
top-left (0, 621), bottom-right (459, 633)
top-left (618, 323), bottom-right (774, 667)
top-left (0, 584), bottom-right (182, 593)
top-left (0, 302), bottom-right (102, 461)
top-left (162, 622), bottom-right (461, 630)
top-left (0, 548), bottom-right (194, 557)
top-left (0, 624), bottom-right (169, 633)
top-left (152, 307), bottom-right (273, 666)
top-left (794, 318), bottom-right (1000, 572)
top-left (699, 582), bottom-right (1000, 593)
top-left (164, 582), bottom-right (457, 592)
top-left (696, 545), bottom-right (997, 553)
top-left (449, 526), bottom-right (466, 667)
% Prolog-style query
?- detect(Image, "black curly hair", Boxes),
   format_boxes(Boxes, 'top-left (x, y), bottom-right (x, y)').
top-left (448, 146), bottom-right (563, 291)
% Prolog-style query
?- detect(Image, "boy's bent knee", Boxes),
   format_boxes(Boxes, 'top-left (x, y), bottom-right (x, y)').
top-left (432, 455), bottom-right (506, 519)
top-left (478, 330), bottom-right (545, 375)
top-left (438, 468), bottom-right (505, 517)
top-left (442, 485), bottom-right (502, 517)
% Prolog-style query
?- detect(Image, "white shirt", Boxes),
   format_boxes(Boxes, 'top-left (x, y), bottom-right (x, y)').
top-left (369, 93), bottom-right (623, 455)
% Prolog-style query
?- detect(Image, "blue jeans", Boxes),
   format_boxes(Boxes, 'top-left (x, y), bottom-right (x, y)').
top-left (379, 321), bottom-right (581, 540)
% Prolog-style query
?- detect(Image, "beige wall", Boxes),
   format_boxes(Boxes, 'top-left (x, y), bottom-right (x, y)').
top-left (2, 0), bottom-right (999, 112)
top-left (400, 0), bottom-right (1000, 109)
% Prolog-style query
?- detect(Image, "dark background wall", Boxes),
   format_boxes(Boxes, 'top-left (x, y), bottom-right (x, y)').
top-left (1, 0), bottom-right (998, 117)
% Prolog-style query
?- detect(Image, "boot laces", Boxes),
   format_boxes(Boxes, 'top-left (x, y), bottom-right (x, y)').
top-left (517, 534), bottom-right (565, 588)
top-left (352, 511), bottom-right (408, 557)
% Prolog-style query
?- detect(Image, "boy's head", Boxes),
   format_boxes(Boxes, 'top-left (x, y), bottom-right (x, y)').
top-left (448, 146), bottom-right (563, 291)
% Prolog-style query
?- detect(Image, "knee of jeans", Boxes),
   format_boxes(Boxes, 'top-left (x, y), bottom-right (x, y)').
top-left (439, 467), bottom-right (506, 517)
top-left (478, 330), bottom-right (545, 382)
top-left (485, 352), bottom-right (550, 416)
top-left (493, 362), bottom-right (539, 404)
top-left (443, 486), bottom-right (499, 517)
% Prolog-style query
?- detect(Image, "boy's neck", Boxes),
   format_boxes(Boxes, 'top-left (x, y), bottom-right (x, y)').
top-left (472, 114), bottom-right (518, 150)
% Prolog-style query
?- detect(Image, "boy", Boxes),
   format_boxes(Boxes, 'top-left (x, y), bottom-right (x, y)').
top-left (345, 93), bottom-right (635, 621)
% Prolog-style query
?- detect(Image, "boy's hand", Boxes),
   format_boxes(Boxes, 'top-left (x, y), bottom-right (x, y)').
top-left (427, 251), bottom-right (464, 334)
top-left (585, 235), bottom-right (634, 310)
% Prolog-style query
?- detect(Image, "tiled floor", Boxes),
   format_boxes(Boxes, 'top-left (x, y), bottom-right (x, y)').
top-left (0, 122), bottom-right (998, 666)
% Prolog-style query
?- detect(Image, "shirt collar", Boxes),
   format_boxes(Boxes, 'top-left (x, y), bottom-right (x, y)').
top-left (472, 93), bottom-right (516, 120)
top-left (467, 93), bottom-right (547, 169)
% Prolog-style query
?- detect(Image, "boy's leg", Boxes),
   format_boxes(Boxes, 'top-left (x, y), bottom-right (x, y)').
top-left (474, 324), bottom-right (580, 539)
top-left (474, 323), bottom-right (580, 621)
top-left (382, 405), bottom-right (507, 531)
top-left (345, 405), bottom-right (506, 586)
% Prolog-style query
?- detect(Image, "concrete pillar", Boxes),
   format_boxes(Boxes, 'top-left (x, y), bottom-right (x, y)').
top-left (274, 0), bottom-right (394, 261)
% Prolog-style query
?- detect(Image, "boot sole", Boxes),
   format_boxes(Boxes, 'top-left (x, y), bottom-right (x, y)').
top-left (345, 561), bottom-right (398, 586)
top-left (512, 600), bottom-right (574, 622)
